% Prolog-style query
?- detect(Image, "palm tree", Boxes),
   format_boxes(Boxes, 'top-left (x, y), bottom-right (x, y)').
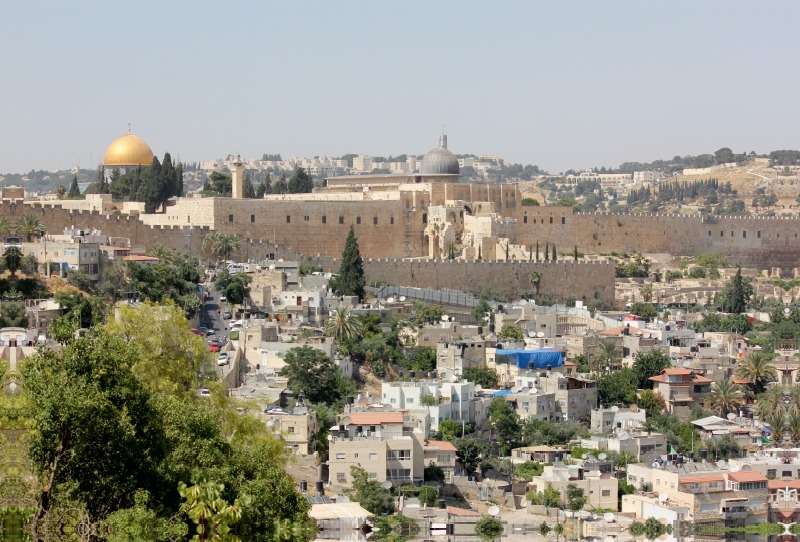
top-left (789, 384), bottom-right (800, 416)
top-left (757, 385), bottom-right (785, 421)
top-left (768, 411), bottom-right (787, 439)
top-left (707, 379), bottom-right (745, 417)
top-left (735, 353), bottom-right (777, 394)
top-left (15, 213), bottom-right (45, 241)
top-left (530, 270), bottom-right (542, 295)
top-left (146, 244), bottom-right (174, 264)
top-left (788, 413), bottom-right (800, 444)
top-left (0, 215), bottom-right (12, 236)
top-left (202, 231), bottom-right (221, 258)
top-left (593, 339), bottom-right (621, 372)
top-left (55, 185), bottom-right (67, 199)
top-left (324, 306), bottom-right (364, 342)
top-left (212, 233), bottom-right (241, 262)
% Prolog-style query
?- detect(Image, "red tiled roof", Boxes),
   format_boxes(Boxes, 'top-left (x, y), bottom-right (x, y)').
top-left (768, 479), bottom-right (800, 490)
top-left (732, 378), bottom-right (751, 385)
top-left (124, 255), bottom-right (159, 261)
top-left (425, 440), bottom-right (457, 451)
top-left (348, 412), bottom-right (403, 425)
top-left (679, 475), bottom-right (725, 484)
top-left (448, 506), bottom-right (481, 516)
top-left (664, 368), bottom-right (692, 375)
top-left (728, 471), bottom-right (768, 483)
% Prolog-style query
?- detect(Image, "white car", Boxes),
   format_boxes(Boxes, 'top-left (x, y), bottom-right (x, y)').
top-left (220, 296), bottom-right (227, 303)
top-left (198, 388), bottom-right (211, 397)
top-left (217, 352), bottom-right (229, 366)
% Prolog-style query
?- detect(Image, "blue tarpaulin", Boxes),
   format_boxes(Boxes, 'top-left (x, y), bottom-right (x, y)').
top-left (495, 349), bottom-right (563, 369)
top-left (492, 389), bottom-right (513, 397)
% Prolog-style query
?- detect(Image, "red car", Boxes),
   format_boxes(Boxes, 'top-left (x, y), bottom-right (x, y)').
top-left (209, 343), bottom-right (220, 352)
top-left (191, 328), bottom-right (205, 337)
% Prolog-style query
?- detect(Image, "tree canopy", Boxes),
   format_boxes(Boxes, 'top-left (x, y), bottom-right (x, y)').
top-left (330, 225), bottom-right (366, 299)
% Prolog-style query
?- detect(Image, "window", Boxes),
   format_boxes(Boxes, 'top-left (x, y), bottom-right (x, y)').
top-left (339, 216), bottom-right (344, 224)
top-left (783, 471), bottom-right (792, 477)
top-left (390, 216), bottom-right (394, 225)
top-left (369, 472), bottom-right (377, 480)
top-left (337, 472), bottom-right (346, 481)
top-left (336, 453), bottom-right (345, 460)
top-left (524, 216), bottom-right (528, 224)
top-left (229, 214), bottom-right (233, 222)
top-left (602, 490), bottom-right (610, 497)
top-left (768, 469), bottom-right (777, 478)
top-left (322, 216), bottom-right (327, 224)
top-left (731, 231), bottom-right (734, 237)
top-left (437, 454), bottom-right (451, 464)
top-left (656, 479), bottom-right (661, 486)
top-left (390, 398), bottom-right (397, 404)
top-left (369, 453), bottom-right (377, 461)
top-left (562, 217), bottom-right (565, 224)
top-left (422, 213), bottom-right (427, 224)
top-left (304, 215), bottom-right (309, 221)
top-left (407, 398), bottom-right (414, 404)
top-left (743, 231), bottom-right (746, 238)
top-left (286, 215), bottom-right (291, 223)
top-left (373, 216), bottom-right (378, 225)
top-left (758, 231), bottom-right (761, 238)
top-left (721, 231), bottom-right (723, 236)
top-left (550, 217), bottom-right (553, 224)
top-left (250, 214), bottom-right (255, 223)
top-left (708, 231), bottom-right (711, 236)
top-left (357, 217), bottom-right (361, 225)
top-left (354, 453), bottom-right (360, 459)
top-left (387, 450), bottom-right (411, 461)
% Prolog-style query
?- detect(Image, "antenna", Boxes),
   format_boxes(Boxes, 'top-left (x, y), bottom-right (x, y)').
top-left (598, 453), bottom-right (607, 461)
top-left (487, 506), bottom-right (500, 517)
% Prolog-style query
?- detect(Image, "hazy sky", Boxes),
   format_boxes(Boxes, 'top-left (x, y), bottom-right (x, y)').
top-left (2, 1), bottom-right (799, 174)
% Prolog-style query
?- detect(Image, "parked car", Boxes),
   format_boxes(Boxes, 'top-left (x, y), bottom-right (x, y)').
top-left (198, 326), bottom-right (214, 335)
top-left (198, 388), bottom-right (211, 397)
top-left (209, 342), bottom-right (220, 352)
top-left (220, 296), bottom-right (227, 303)
top-left (217, 352), bottom-right (229, 366)
top-left (191, 328), bottom-right (206, 337)
top-left (222, 310), bottom-right (232, 320)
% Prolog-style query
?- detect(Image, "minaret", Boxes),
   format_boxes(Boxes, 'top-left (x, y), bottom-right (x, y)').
top-left (231, 154), bottom-right (244, 199)
top-left (439, 131), bottom-right (447, 150)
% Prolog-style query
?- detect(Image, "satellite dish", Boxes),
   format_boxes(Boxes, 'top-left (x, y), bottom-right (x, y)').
top-left (651, 463), bottom-right (660, 469)
top-left (598, 453), bottom-right (608, 461)
top-left (474, 384), bottom-right (483, 392)
top-left (264, 379), bottom-right (276, 387)
top-left (582, 453), bottom-right (589, 459)
top-left (592, 514), bottom-right (598, 520)
top-left (528, 331), bottom-right (537, 337)
top-left (399, 296), bottom-right (406, 301)
top-left (604, 513), bottom-right (615, 522)
top-left (717, 459), bottom-right (726, 467)
top-left (658, 492), bottom-right (668, 502)
top-left (448, 374), bottom-right (458, 383)
top-left (340, 416), bottom-right (351, 426)
top-left (727, 412), bottom-right (736, 420)
top-left (387, 297), bottom-right (395, 303)
top-left (644, 333), bottom-right (650, 339)
top-left (488, 506), bottom-right (500, 517)
top-left (381, 481), bottom-right (393, 489)
top-left (537, 332), bottom-right (545, 338)
top-left (682, 360), bottom-right (692, 367)
top-left (441, 315), bottom-right (450, 321)
top-left (610, 406), bottom-right (619, 412)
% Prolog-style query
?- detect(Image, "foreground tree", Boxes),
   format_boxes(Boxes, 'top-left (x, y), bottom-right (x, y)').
top-left (281, 346), bottom-right (345, 404)
top-left (15, 213), bottom-right (45, 241)
top-left (324, 305), bottom-right (363, 342)
top-left (475, 517), bottom-right (504, 541)
top-left (330, 225), bottom-right (365, 299)
top-left (736, 352), bottom-right (777, 394)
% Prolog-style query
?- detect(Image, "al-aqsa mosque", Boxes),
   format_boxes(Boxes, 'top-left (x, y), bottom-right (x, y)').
top-left (102, 125), bottom-right (155, 172)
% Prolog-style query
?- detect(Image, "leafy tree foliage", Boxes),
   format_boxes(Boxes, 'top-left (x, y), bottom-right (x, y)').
top-left (632, 348), bottom-right (671, 389)
top-left (350, 467), bottom-right (394, 515)
top-left (513, 461), bottom-right (544, 481)
top-left (456, 439), bottom-right (483, 475)
top-left (629, 302), bottom-right (657, 320)
top-left (400, 346), bottom-right (436, 372)
top-left (597, 368), bottom-right (639, 405)
top-left (0, 301), bottom-right (28, 327)
top-left (566, 483), bottom-right (587, 511)
top-left (242, 174), bottom-right (256, 199)
top-left (498, 324), bottom-right (524, 341)
top-left (636, 389), bottom-right (665, 418)
top-left (424, 463), bottom-right (445, 483)
top-left (475, 517), bottom-right (504, 541)
top-left (488, 397), bottom-right (521, 454)
top-left (417, 486), bottom-right (438, 507)
top-left (281, 346), bottom-right (352, 406)
top-left (527, 483), bottom-right (561, 507)
top-left (471, 299), bottom-right (491, 326)
top-left (110, 154), bottom-right (183, 212)
top-left (412, 303), bottom-right (448, 326)
top-left (330, 226), bottom-right (365, 299)
top-left (67, 175), bottom-right (81, 198)
top-left (463, 367), bottom-right (500, 389)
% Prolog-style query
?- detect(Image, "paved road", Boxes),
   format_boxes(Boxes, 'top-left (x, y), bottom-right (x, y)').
top-left (199, 278), bottom-right (230, 378)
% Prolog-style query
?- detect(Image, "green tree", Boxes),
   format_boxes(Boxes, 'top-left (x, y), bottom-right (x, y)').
top-left (404, 346), bottom-right (436, 372)
top-left (719, 266), bottom-right (752, 313)
top-left (632, 348), bottom-right (671, 389)
top-left (0, 301), bottom-right (28, 327)
top-left (472, 299), bottom-right (491, 326)
top-left (708, 379), bottom-right (745, 417)
top-left (566, 483), bottom-right (587, 511)
top-left (324, 306), bottom-right (364, 342)
top-left (68, 175), bottom-right (81, 198)
top-left (20, 253), bottom-right (39, 276)
top-left (539, 522), bottom-right (551, 537)
top-left (463, 367), bottom-right (500, 388)
top-left (530, 270), bottom-right (542, 294)
top-left (439, 419), bottom-right (462, 441)
top-left (4, 246), bottom-right (21, 278)
top-left (65, 267), bottom-right (93, 291)
top-left (514, 461), bottom-right (543, 481)
top-left (15, 212), bottom-right (45, 241)
top-left (424, 463), bottom-right (445, 483)
top-left (55, 184), bottom-right (67, 199)
top-left (497, 324), bottom-right (524, 341)
top-left (212, 234), bottom-right (241, 261)
top-left (350, 466), bottom-right (394, 515)
top-left (223, 274), bottom-right (251, 305)
top-left (475, 517), bottom-right (504, 541)
top-left (287, 167), bottom-right (314, 193)
top-left (456, 439), bottom-right (482, 475)
top-left (735, 353), bottom-right (777, 394)
top-left (411, 303), bottom-right (448, 326)
top-left (521, 198), bottom-right (539, 206)
top-left (331, 226), bottom-right (366, 299)
top-left (551, 243), bottom-right (557, 261)
top-left (488, 397), bottom-right (521, 454)
top-left (281, 346), bottom-right (342, 405)
top-left (178, 474), bottom-right (247, 542)
top-left (636, 389), bottom-right (664, 418)
top-left (242, 174), bottom-right (256, 199)
top-left (593, 339), bottom-right (621, 371)
top-left (417, 486), bottom-right (438, 507)
top-left (597, 368), bottom-right (638, 404)
top-left (629, 302), bottom-right (657, 320)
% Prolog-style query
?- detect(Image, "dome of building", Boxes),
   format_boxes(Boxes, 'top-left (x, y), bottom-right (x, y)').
top-left (420, 145), bottom-right (459, 175)
top-left (103, 130), bottom-right (155, 167)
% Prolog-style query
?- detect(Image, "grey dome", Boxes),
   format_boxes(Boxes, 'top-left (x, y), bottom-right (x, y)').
top-left (420, 146), bottom-right (459, 175)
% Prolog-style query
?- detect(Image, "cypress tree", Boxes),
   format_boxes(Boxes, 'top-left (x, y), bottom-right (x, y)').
top-left (544, 242), bottom-right (549, 262)
top-left (574, 245), bottom-right (579, 261)
top-left (255, 181), bottom-right (266, 198)
top-left (263, 172), bottom-right (272, 194)
top-left (535, 241), bottom-right (539, 260)
top-left (729, 266), bottom-right (747, 314)
top-left (242, 174), bottom-right (256, 198)
top-left (176, 162), bottom-right (184, 196)
top-left (332, 225), bottom-right (366, 299)
top-left (144, 156), bottom-right (162, 213)
top-left (68, 175), bottom-right (80, 198)
top-left (552, 243), bottom-right (557, 261)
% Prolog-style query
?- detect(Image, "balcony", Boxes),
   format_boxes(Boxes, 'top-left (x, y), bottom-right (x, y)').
top-left (720, 510), bottom-right (748, 520)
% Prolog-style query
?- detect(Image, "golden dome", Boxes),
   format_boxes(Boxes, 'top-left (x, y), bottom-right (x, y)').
top-left (103, 130), bottom-right (155, 167)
